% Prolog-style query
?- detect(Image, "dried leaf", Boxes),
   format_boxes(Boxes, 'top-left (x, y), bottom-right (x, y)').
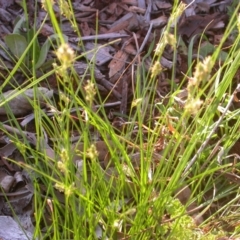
top-left (150, 16), bottom-right (168, 28)
top-left (40, 24), bottom-right (54, 37)
top-left (175, 185), bottom-right (203, 225)
top-left (124, 43), bottom-right (137, 55)
top-left (0, 87), bottom-right (53, 115)
top-left (0, 216), bottom-right (33, 240)
top-left (160, 56), bottom-right (173, 69)
top-left (178, 13), bottom-right (226, 39)
top-left (80, 22), bottom-right (91, 36)
top-left (15, 208), bottom-right (35, 235)
top-left (85, 42), bottom-right (113, 66)
top-left (108, 50), bottom-right (128, 79)
top-left (0, 142), bottom-right (17, 157)
top-left (196, 2), bottom-right (210, 12)
top-left (1, 187), bottom-right (33, 215)
top-left (0, 173), bottom-right (15, 193)
top-left (155, 2), bottom-right (172, 9)
top-left (107, 12), bottom-right (139, 33)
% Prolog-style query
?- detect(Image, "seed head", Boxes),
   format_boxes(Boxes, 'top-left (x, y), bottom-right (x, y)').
top-left (193, 56), bottom-right (213, 84)
top-left (55, 43), bottom-right (75, 70)
top-left (184, 98), bottom-right (203, 115)
top-left (86, 144), bottom-right (99, 161)
top-left (41, 0), bottom-right (55, 11)
top-left (151, 61), bottom-right (163, 78)
top-left (59, 0), bottom-right (72, 20)
top-left (84, 80), bottom-right (96, 105)
top-left (57, 161), bottom-right (67, 173)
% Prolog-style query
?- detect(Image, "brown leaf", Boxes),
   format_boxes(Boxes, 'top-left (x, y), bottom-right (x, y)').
top-left (107, 12), bottom-right (139, 33)
top-left (155, 2), bottom-right (172, 9)
top-left (196, 2), bottom-right (210, 12)
top-left (40, 24), bottom-right (54, 37)
top-left (106, 2), bottom-right (117, 15)
top-left (124, 43), bottom-right (137, 55)
top-left (175, 185), bottom-right (203, 225)
top-left (84, 42), bottom-right (113, 66)
top-left (80, 22), bottom-right (91, 36)
top-left (108, 50), bottom-right (128, 79)
top-left (150, 15), bottom-right (168, 28)
top-left (178, 13), bottom-right (226, 39)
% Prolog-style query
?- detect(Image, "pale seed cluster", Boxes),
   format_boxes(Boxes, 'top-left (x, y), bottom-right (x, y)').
top-left (41, 0), bottom-right (54, 11)
top-left (55, 43), bottom-right (75, 70)
top-left (86, 144), bottom-right (99, 161)
top-left (185, 56), bottom-right (213, 114)
top-left (84, 80), bottom-right (96, 105)
top-left (59, 0), bottom-right (72, 20)
top-left (53, 43), bottom-right (75, 78)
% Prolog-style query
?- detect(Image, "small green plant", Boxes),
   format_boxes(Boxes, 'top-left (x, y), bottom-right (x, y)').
top-left (3, 16), bottom-right (67, 71)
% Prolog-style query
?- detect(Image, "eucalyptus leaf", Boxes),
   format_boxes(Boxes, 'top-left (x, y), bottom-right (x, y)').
top-left (4, 34), bottom-right (28, 59)
top-left (35, 34), bottom-right (68, 69)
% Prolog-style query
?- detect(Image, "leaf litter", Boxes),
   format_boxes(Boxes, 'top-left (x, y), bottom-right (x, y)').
top-left (0, 0), bottom-right (239, 239)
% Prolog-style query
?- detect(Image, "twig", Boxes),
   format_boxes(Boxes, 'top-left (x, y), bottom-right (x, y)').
top-left (137, 23), bottom-right (153, 55)
top-left (69, 33), bottom-right (129, 43)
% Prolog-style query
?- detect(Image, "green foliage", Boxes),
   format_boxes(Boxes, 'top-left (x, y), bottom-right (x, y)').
top-left (164, 198), bottom-right (200, 239)
top-left (4, 16), bottom-right (68, 70)
top-left (4, 34), bottom-right (28, 59)
top-left (2, 1), bottom-right (240, 239)
top-left (198, 42), bottom-right (228, 61)
top-left (35, 34), bottom-right (68, 69)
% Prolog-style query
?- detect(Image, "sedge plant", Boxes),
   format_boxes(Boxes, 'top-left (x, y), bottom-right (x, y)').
top-left (1, 0), bottom-right (240, 239)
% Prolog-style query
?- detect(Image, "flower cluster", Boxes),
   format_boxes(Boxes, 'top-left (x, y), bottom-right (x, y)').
top-left (55, 43), bottom-right (75, 70)
top-left (185, 56), bottom-right (213, 114)
top-left (150, 61), bottom-right (163, 79)
top-left (57, 148), bottom-right (70, 174)
top-left (55, 182), bottom-right (75, 197)
top-left (59, 0), bottom-right (72, 20)
top-left (84, 80), bottom-right (96, 105)
top-left (86, 144), bottom-right (99, 161)
top-left (41, 0), bottom-right (54, 11)
top-left (53, 43), bottom-right (75, 78)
